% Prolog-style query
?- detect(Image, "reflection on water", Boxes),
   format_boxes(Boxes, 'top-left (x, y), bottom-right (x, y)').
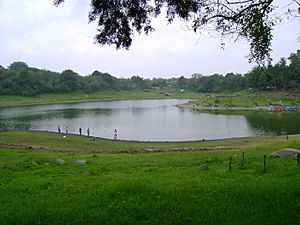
top-left (0, 99), bottom-right (299, 141)
top-left (201, 110), bottom-right (300, 136)
top-left (243, 111), bottom-right (300, 135)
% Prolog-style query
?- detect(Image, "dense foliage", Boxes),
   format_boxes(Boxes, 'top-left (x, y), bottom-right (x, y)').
top-left (1, 50), bottom-right (300, 96)
top-left (54, 0), bottom-right (300, 63)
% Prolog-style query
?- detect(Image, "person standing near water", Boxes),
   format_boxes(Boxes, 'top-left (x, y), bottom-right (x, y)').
top-left (58, 125), bottom-right (61, 134)
top-left (79, 127), bottom-right (82, 136)
top-left (87, 128), bottom-right (90, 137)
top-left (114, 129), bottom-right (118, 140)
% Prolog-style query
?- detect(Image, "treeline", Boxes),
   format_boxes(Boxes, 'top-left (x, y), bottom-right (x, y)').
top-left (1, 50), bottom-right (299, 96)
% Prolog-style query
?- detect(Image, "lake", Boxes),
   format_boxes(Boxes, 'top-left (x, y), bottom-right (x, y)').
top-left (0, 99), bottom-right (299, 141)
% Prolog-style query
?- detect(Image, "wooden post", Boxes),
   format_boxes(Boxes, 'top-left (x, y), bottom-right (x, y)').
top-left (229, 156), bottom-right (232, 171)
top-left (297, 153), bottom-right (299, 167)
top-left (264, 155), bottom-right (267, 173)
top-left (241, 152), bottom-right (245, 168)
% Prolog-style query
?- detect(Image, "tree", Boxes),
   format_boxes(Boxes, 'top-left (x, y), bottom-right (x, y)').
top-left (130, 75), bottom-right (150, 89)
top-left (54, 0), bottom-right (299, 63)
top-left (9, 61), bottom-right (28, 71)
top-left (177, 76), bottom-right (188, 89)
top-left (245, 66), bottom-right (270, 90)
top-left (59, 69), bottom-right (81, 92)
top-left (223, 73), bottom-right (246, 91)
top-left (287, 49), bottom-right (300, 88)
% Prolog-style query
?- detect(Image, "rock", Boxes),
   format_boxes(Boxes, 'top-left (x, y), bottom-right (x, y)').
top-left (83, 171), bottom-right (90, 176)
top-left (201, 164), bottom-right (209, 170)
top-left (72, 160), bottom-right (87, 165)
top-left (271, 148), bottom-right (300, 157)
top-left (56, 159), bottom-right (65, 165)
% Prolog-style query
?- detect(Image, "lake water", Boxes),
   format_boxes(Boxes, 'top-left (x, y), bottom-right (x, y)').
top-left (0, 99), bottom-right (299, 141)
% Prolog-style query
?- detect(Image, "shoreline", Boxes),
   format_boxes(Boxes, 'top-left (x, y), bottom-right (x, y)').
top-left (176, 103), bottom-right (269, 111)
top-left (1, 130), bottom-right (299, 154)
top-left (2, 129), bottom-right (299, 144)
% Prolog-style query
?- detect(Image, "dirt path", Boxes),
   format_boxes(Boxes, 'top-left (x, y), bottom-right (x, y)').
top-left (0, 142), bottom-right (236, 154)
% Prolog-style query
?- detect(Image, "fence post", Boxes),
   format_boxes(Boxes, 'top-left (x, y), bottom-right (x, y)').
top-left (229, 156), bottom-right (232, 171)
top-left (264, 155), bottom-right (267, 173)
top-left (241, 152), bottom-right (245, 168)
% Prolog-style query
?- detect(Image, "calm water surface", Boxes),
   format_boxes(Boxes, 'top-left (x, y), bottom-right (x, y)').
top-left (0, 99), bottom-right (299, 141)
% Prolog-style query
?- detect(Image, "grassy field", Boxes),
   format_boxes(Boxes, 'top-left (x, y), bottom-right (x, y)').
top-left (0, 89), bottom-right (202, 107)
top-left (1, 90), bottom-right (299, 109)
top-left (1, 131), bottom-right (300, 224)
top-left (191, 91), bottom-right (300, 108)
top-left (0, 130), bottom-right (300, 153)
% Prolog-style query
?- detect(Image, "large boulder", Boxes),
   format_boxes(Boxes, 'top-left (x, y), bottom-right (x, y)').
top-left (271, 148), bottom-right (300, 157)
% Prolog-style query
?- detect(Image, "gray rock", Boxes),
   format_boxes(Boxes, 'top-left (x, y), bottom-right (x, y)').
top-left (201, 164), bottom-right (209, 170)
top-left (56, 159), bottom-right (65, 165)
top-left (271, 148), bottom-right (300, 157)
top-left (144, 149), bottom-right (154, 153)
top-left (83, 171), bottom-right (90, 176)
top-left (72, 159), bottom-right (87, 165)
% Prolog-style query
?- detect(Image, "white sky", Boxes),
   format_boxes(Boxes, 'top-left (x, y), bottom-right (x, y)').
top-left (0, 0), bottom-right (299, 78)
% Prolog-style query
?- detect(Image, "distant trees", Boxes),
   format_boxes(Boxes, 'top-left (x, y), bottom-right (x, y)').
top-left (0, 63), bottom-right (151, 96)
top-left (185, 73), bottom-right (245, 92)
top-left (246, 50), bottom-right (300, 91)
top-left (0, 50), bottom-right (299, 96)
top-left (129, 76), bottom-right (151, 89)
top-left (58, 70), bottom-right (81, 92)
top-left (177, 76), bottom-right (188, 89)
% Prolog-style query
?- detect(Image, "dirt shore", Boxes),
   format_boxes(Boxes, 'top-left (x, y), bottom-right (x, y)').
top-left (176, 103), bottom-right (269, 111)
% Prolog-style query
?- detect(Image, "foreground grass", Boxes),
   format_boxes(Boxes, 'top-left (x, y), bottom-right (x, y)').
top-left (1, 131), bottom-right (300, 224)
top-left (0, 89), bottom-right (202, 107)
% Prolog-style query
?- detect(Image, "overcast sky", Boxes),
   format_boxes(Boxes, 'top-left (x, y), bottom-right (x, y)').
top-left (0, 0), bottom-right (299, 78)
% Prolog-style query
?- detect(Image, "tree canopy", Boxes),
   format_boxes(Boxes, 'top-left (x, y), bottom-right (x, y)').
top-left (54, 0), bottom-right (299, 63)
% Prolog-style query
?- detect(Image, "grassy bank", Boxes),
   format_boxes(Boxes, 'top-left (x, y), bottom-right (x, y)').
top-left (190, 91), bottom-right (300, 108)
top-left (0, 90), bottom-right (202, 107)
top-left (1, 90), bottom-right (299, 109)
top-left (1, 131), bottom-right (300, 224)
top-left (1, 130), bottom-right (299, 153)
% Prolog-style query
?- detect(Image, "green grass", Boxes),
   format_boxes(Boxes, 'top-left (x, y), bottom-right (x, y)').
top-left (192, 91), bottom-right (300, 108)
top-left (1, 130), bottom-right (299, 153)
top-left (1, 90), bottom-right (300, 109)
top-left (1, 131), bottom-right (300, 224)
top-left (0, 89), bottom-right (202, 107)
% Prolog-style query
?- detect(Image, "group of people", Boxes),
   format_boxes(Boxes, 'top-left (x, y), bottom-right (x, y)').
top-left (58, 125), bottom-right (118, 139)
top-left (79, 127), bottom-right (90, 136)
top-left (57, 125), bottom-right (90, 137)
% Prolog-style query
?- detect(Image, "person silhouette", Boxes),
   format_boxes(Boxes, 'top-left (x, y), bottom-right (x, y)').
top-left (114, 129), bottom-right (117, 140)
